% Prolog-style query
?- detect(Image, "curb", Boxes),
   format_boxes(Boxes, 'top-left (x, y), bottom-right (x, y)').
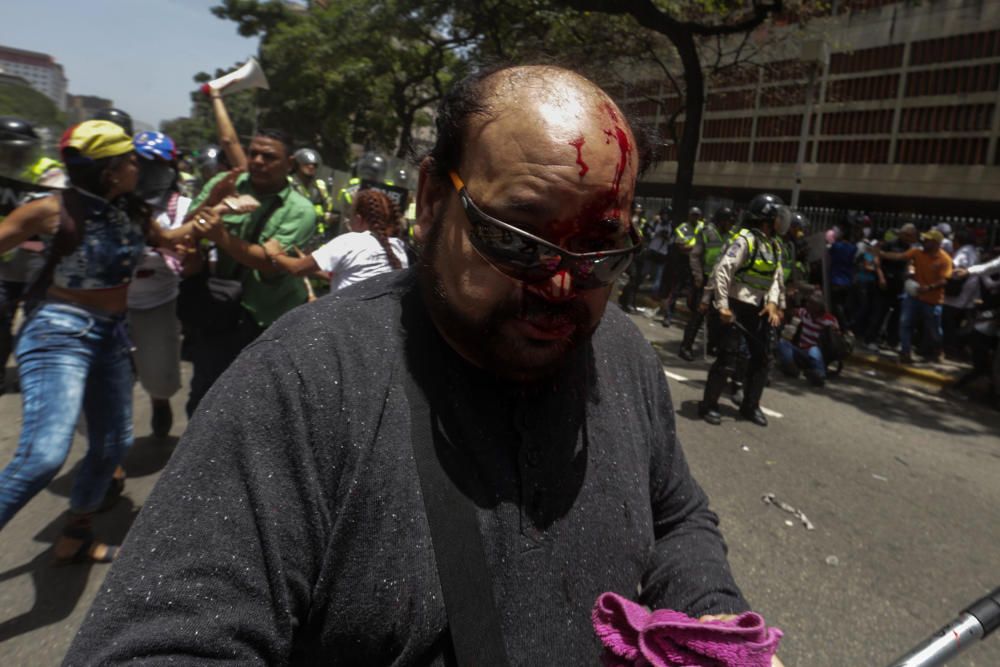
top-left (846, 352), bottom-right (957, 387)
top-left (627, 295), bottom-right (960, 388)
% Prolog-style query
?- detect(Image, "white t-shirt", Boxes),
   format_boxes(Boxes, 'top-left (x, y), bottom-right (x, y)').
top-left (127, 195), bottom-right (192, 310)
top-left (310, 231), bottom-right (409, 292)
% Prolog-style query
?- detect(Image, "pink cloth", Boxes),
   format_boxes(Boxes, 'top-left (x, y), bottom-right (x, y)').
top-left (592, 592), bottom-right (783, 667)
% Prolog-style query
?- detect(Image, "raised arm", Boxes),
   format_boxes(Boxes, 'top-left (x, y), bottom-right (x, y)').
top-left (209, 91), bottom-right (248, 171)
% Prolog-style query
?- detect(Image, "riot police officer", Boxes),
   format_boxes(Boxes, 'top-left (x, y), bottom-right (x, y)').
top-left (678, 206), bottom-right (739, 361)
top-left (291, 148), bottom-right (335, 237)
top-left (698, 194), bottom-right (790, 427)
top-left (92, 107), bottom-right (134, 136)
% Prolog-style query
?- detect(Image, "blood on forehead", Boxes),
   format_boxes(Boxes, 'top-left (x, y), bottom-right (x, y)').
top-left (546, 101), bottom-right (634, 244)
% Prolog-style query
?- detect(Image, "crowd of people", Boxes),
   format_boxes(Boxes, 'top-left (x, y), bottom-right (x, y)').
top-left (0, 93), bottom-right (411, 563)
top-left (0, 63), bottom-right (798, 666)
top-left (617, 192), bottom-right (1000, 419)
top-left (4, 52), bottom-right (999, 663)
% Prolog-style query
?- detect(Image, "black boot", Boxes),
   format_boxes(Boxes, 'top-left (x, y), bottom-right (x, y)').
top-left (698, 401), bottom-right (721, 425)
top-left (678, 346), bottom-right (695, 362)
top-left (740, 406), bottom-right (768, 427)
top-left (151, 398), bottom-right (173, 438)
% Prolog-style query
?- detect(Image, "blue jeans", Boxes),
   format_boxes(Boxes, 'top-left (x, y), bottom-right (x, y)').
top-left (0, 302), bottom-right (134, 528)
top-left (899, 295), bottom-right (942, 356)
top-left (777, 338), bottom-right (826, 378)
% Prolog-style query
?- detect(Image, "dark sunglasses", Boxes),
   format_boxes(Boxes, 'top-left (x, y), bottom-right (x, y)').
top-left (449, 171), bottom-right (640, 289)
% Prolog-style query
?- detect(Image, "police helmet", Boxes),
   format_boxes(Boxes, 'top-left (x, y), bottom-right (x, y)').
top-left (688, 206), bottom-right (702, 218)
top-left (198, 144), bottom-right (224, 179)
top-left (746, 193), bottom-right (791, 235)
top-left (92, 108), bottom-right (134, 136)
top-left (0, 116), bottom-right (41, 177)
top-left (294, 148), bottom-right (321, 167)
top-left (356, 152), bottom-right (387, 182)
top-left (790, 211), bottom-right (808, 231)
top-left (713, 207), bottom-right (733, 222)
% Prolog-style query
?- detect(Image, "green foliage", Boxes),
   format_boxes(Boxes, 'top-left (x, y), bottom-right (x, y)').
top-left (0, 80), bottom-right (65, 131)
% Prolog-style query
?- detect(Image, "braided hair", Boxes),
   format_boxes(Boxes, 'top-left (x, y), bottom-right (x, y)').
top-left (354, 189), bottom-right (402, 270)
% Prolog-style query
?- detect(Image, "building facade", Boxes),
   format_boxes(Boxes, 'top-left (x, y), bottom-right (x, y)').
top-left (67, 94), bottom-right (113, 125)
top-left (620, 0), bottom-right (1000, 222)
top-left (0, 45), bottom-right (68, 111)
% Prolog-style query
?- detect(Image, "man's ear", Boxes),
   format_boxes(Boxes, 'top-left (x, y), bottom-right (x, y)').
top-left (413, 157), bottom-right (449, 245)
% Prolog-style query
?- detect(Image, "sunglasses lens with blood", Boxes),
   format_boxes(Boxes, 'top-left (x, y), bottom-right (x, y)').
top-left (451, 171), bottom-right (638, 289)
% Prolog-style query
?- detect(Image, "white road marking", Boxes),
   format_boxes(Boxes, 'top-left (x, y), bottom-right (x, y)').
top-left (662, 368), bottom-right (784, 419)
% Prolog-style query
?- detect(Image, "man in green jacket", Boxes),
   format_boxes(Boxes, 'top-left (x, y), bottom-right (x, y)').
top-left (185, 128), bottom-right (316, 416)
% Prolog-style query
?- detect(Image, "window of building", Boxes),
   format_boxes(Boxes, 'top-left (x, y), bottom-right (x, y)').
top-left (829, 44), bottom-right (904, 74)
top-left (826, 74), bottom-right (899, 102)
top-left (895, 137), bottom-right (989, 165)
top-left (820, 109), bottom-right (893, 135)
top-left (905, 63), bottom-right (1000, 96)
top-left (909, 29), bottom-right (1000, 66)
top-left (698, 142), bottom-right (751, 162)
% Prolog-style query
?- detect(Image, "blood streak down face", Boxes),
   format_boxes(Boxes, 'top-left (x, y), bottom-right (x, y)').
top-left (415, 66), bottom-right (638, 382)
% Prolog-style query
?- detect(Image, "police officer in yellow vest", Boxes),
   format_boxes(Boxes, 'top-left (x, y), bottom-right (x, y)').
top-left (698, 194), bottom-right (790, 427)
top-left (678, 207), bottom-right (738, 360)
top-left (657, 206), bottom-right (702, 327)
top-left (291, 148), bottom-right (334, 237)
top-left (780, 211), bottom-right (810, 307)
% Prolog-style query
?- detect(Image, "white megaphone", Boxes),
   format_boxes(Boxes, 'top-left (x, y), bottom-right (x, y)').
top-left (200, 57), bottom-right (269, 96)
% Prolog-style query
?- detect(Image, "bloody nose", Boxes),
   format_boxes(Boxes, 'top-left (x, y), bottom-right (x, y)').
top-left (526, 269), bottom-right (575, 302)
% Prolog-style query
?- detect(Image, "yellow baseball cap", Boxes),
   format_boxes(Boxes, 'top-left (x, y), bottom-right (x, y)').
top-left (59, 120), bottom-right (133, 161)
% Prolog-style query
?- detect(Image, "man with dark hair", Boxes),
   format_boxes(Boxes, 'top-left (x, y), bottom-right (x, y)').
top-left (69, 65), bottom-right (780, 666)
top-left (182, 128), bottom-right (316, 415)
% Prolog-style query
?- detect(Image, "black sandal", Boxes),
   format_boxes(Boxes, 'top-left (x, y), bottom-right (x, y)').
top-left (53, 519), bottom-right (120, 566)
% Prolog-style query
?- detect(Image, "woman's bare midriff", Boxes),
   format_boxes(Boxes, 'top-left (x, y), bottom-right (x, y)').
top-left (47, 285), bottom-right (130, 315)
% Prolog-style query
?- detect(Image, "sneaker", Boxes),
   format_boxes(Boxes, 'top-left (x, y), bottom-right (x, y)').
top-left (660, 317), bottom-right (672, 328)
top-left (677, 346), bottom-right (695, 362)
top-left (864, 342), bottom-right (880, 353)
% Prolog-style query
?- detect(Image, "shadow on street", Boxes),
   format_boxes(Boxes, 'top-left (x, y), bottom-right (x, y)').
top-left (651, 340), bottom-right (1000, 438)
top-left (0, 498), bottom-right (140, 644)
top-left (46, 435), bottom-right (178, 501)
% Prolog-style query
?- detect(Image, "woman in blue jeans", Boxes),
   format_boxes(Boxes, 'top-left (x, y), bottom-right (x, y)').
top-left (0, 121), bottom-right (191, 563)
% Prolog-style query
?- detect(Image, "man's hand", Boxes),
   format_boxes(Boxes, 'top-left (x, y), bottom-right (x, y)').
top-left (698, 301), bottom-right (710, 315)
top-left (954, 267), bottom-right (969, 279)
top-left (262, 238), bottom-right (285, 257)
top-left (719, 307), bottom-right (734, 325)
top-left (205, 168), bottom-right (244, 207)
top-left (698, 615), bottom-right (785, 667)
top-left (193, 208), bottom-right (224, 243)
top-left (760, 302), bottom-right (782, 327)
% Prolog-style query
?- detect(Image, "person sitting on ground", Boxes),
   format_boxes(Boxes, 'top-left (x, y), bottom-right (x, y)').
top-left (777, 292), bottom-right (840, 387)
top-left (263, 188), bottom-right (407, 290)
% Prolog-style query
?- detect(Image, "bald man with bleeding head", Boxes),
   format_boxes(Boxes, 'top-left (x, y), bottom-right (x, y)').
top-left (69, 65), bottom-right (782, 667)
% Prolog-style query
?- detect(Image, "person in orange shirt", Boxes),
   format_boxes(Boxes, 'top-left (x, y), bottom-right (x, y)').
top-left (879, 229), bottom-right (953, 363)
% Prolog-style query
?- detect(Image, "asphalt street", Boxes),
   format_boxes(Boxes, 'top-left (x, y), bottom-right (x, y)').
top-left (0, 309), bottom-right (998, 666)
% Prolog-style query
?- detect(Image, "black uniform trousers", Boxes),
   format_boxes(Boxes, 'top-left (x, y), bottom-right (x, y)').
top-left (703, 299), bottom-right (774, 413)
